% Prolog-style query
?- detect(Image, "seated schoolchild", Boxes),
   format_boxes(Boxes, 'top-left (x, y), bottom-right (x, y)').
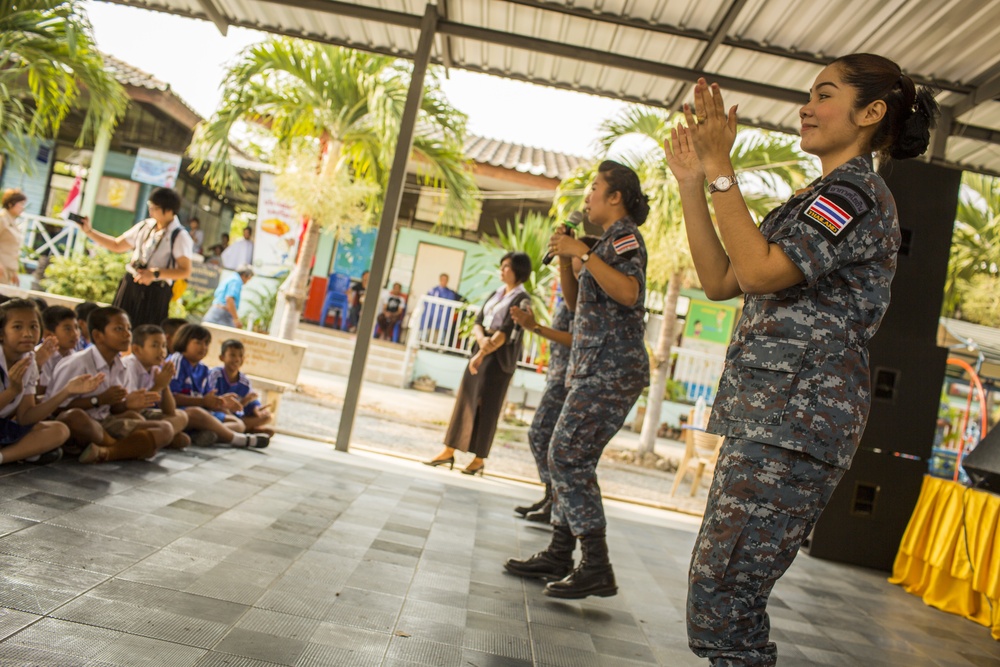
top-left (168, 324), bottom-right (269, 449)
top-left (123, 324), bottom-right (190, 450)
top-left (74, 301), bottom-right (98, 351)
top-left (206, 339), bottom-right (274, 436)
top-left (160, 317), bottom-right (188, 355)
top-left (0, 299), bottom-right (102, 465)
top-left (47, 306), bottom-right (175, 463)
top-left (36, 306), bottom-right (81, 395)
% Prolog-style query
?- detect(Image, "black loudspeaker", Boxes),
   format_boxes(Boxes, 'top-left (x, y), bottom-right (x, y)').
top-left (875, 160), bottom-right (962, 341)
top-left (963, 427), bottom-right (1000, 492)
top-left (805, 160), bottom-right (962, 571)
top-left (806, 449), bottom-right (928, 571)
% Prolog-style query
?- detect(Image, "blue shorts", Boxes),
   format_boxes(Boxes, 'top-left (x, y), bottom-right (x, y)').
top-left (0, 419), bottom-right (35, 447)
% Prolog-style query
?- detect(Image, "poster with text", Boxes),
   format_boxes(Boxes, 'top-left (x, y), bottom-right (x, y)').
top-left (254, 173), bottom-right (302, 278)
top-left (130, 148), bottom-right (182, 188)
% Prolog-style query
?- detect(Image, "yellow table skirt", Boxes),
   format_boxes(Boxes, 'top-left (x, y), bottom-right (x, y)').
top-left (889, 475), bottom-right (1000, 640)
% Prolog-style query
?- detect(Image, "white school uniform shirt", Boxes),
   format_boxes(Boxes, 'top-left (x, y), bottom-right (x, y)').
top-left (38, 348), bottom-right (73, 389)
top-left (120, 217), bottom-right (194, 284)
top-left (122, 354), bottom-right (155, 392)
top-left (0, 352), bottom-right (39, 419)
top-left (46, 346), bottom-right (126, 420)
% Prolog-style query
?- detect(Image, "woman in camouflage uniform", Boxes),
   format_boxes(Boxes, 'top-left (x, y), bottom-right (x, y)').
top-left (665, 54), bottom-right (940, 666)
top-left (504, 161), bottom-right (650, 600)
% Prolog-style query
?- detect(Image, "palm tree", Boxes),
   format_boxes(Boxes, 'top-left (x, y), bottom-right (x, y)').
top-left (945, 173), bottom-right (1000, 317)
top-left (595, 106), bottom-right (816, 455)
top-left (189, 38), bottom-right (478, 339)
top-left (0, 0), bottom-right (127, 158)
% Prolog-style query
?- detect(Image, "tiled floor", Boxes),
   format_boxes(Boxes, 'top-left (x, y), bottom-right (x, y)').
top-left (1, 434), bottom-right (998, 666)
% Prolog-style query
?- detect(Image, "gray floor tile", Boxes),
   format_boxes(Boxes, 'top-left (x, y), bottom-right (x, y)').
top-left (2, 437), bottom-right (999, 667)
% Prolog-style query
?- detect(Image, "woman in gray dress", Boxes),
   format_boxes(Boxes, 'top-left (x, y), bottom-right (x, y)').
top-left (424, 252), bottom-right (532, 476)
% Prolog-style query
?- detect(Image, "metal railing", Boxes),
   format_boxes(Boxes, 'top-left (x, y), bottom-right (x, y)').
top-left (671, 346), bottom-right (725, 403)
top-left (402, 294), bottom-right (548, 383)
top-left (18, 214), bottom-right (81, 261)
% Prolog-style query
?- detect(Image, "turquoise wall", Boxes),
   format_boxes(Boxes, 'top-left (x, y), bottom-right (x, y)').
top-left (0, 137), bottom-right (54, 216)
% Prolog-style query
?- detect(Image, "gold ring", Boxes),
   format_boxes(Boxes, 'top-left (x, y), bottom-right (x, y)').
top-left (696, 115), bottom-right (707, 123)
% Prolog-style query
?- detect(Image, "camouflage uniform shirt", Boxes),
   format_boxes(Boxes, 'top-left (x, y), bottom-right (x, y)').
top-left (546, 303), bottom-right (573, 387)
top-left (568, 216), bottom-right (650, 393)
top-left (706, 154), bottom-right (900, 469)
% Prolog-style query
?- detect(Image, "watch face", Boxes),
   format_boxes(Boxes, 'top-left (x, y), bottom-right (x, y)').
top-left (713, 176), bottom-right (731, 191)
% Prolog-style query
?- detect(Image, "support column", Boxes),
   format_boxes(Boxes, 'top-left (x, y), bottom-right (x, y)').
top-left (74, 125), bottom-right (112, 254)
top-left (335, 3), bottom-right (438, 452)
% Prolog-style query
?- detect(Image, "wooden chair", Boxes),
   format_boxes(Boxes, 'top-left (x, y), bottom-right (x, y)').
top-left (670, 408), bottom-right (725, 497)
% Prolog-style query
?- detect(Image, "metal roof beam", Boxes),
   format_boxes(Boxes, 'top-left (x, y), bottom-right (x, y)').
top-left (669, 0), bottom-right (749, 111)
top-left (254, 0), bottom-right (422, 29)
top-left (496, 0), bottom-right (708, 40)
top-left (438, 20), bottom-right (807, 105)
top-left (950, 68), bottom-right (1000, 118)
top-left (193, 0), bottom-right (229, 35)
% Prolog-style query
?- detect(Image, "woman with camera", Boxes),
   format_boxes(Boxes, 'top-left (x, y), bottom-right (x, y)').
top-left (78, 188), bottom-right (193, 327)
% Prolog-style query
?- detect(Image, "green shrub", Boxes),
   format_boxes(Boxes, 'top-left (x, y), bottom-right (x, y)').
top-left (41, 251), bottom-right (127, 303)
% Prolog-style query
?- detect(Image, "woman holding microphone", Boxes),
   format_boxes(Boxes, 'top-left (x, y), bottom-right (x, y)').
top-left (504, 160), bottom-right (649, 599)
top-left (665, 54), bottom-right (939, 665)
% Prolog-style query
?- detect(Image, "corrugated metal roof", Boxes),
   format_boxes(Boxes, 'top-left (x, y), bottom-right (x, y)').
top-left (464, 134), bottom-right (585, 179)
top-left (98, 0), bottom-right (1000, 175)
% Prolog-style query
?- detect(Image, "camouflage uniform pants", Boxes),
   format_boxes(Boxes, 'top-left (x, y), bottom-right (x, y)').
top-left (528, 382), bottom-right (569, 486)
top-left (687, 438), bottom-right (845, 666)
top-left (548, 382), bottom-right (642, 536)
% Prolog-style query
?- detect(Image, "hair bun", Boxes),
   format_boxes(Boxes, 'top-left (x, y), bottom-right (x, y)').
top-left (889, 87), bottom-right (940, 160)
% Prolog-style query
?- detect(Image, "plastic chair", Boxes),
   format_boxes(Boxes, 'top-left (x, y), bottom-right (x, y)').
top-left (670, 408), bottom-right (724, 497)
top-left (320, 273), bottom-right (353, 330)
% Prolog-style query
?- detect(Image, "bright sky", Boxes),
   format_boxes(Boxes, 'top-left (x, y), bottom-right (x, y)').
top-left (84, 1), bottom-right (631, 159)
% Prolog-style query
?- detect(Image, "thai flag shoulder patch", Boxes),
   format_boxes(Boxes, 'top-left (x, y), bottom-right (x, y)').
top-left (796, 181), bottom-right (874, 245)
top-left (613, 234), bottom-right (640, 255)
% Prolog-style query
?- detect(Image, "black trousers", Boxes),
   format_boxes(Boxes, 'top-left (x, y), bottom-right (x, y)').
top-left (112, 275), bottom-right (172, 327)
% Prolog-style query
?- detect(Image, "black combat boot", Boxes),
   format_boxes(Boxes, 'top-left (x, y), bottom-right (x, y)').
top-left (503, 523), bottom-right (575, 580)
top-left (514, 484), bottom-right (550, 517)
top-left (525, 498), bottom-right (552, 523)
top-left (544, 530), bottom-right (617, 599)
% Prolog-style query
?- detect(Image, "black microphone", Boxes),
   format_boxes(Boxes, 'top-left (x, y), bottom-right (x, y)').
top-left (542, 211), bottom-right (585, 265)
top-left (510, 297), bottom-right (532, 343)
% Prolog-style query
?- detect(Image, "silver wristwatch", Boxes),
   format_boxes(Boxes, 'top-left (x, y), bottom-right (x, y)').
top-left (708, 175), bottom-right (739, 194)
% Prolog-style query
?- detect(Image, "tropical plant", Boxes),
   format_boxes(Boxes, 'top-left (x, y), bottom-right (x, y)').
top-left (188, 38), bottom-right (478, 339)
top-left (168, 289), bottom-right (213, 321)
top-left (593, 106), bottom-right (817, 455)
top-left (0, 0), bottom-right (127, 159)
top-left (955, 274), bottom-right (1000, 326)
top-left (463, 211), bottom-right (559, 341)
top-left (41, 250), bottom-right (127, 303)
top-left (945, 173), bottom-right (1000, 317)
top-left (243, 278), bottom-right (283, 333)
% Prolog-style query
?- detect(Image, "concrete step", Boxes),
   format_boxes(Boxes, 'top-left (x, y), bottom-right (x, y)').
top-left (296, 323), bottom-right (408, 387)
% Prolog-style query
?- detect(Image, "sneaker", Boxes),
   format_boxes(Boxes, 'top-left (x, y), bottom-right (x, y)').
top-left (25, 448), bottom-right (63, 465)
top-left (247, 434), bottom-right (270, 449)
top-left (190, 430), bottom-right (219, 447)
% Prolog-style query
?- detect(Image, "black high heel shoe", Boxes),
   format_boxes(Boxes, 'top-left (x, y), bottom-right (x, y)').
top-left (423, 457), bottom-right (454, 470)
top-left (461, 463), bottom-right (485, 476)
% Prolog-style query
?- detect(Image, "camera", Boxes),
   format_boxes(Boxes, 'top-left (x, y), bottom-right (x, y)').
top-left (131, 260), bottom-right (148, 271)
top-left (67, 212), bottom-right (85, 224)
